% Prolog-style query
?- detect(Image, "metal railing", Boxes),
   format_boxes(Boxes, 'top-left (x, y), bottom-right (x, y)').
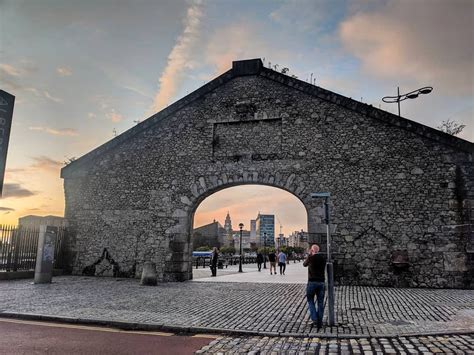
top-left (0, 225), bottom-right (68, 272)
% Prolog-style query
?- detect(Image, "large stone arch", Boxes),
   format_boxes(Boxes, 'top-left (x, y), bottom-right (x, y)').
top-left (61, 59), bottom-right (474, 288)
top-left (170, 171), bottom-right (322, 280)
top-left (163, 169), bottom-right (322, 280)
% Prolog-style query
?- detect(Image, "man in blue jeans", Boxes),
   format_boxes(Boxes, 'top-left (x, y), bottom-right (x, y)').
top-left (303, 244), bottom-right (326, 330)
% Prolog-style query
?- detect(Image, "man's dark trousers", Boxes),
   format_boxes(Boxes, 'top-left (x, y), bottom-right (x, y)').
top-left (306, 281), bottom-right (325, 326)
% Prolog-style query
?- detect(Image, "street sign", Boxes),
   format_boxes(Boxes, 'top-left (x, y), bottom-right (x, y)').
top-left (0, 90), bottom-right (15, 197)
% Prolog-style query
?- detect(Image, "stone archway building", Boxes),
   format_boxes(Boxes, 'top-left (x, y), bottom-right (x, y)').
top-left (61, 59), bottom-right (473, 288)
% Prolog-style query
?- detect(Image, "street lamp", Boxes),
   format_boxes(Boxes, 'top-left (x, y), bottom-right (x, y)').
top-left (311, 192), bottom-right (335, 327)
top-left (382, 86), bottom-right (433, 117)
top-left (263, 232), bottom-right (267, 269)
top-left (238, 223), bottom-right (244, 273)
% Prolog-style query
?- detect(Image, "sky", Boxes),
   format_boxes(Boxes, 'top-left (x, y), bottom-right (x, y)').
top-left (0, 0), bottom-right (472, 233)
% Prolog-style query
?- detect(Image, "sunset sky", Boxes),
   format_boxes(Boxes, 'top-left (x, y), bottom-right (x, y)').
top-left (0, 0), bottom-right (472, 233)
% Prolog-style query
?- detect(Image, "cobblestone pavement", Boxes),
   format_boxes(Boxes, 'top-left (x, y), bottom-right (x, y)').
top-left (0, 276), bottom-right (472, 337)
top-left (196, 333), bottom-right (474, 354)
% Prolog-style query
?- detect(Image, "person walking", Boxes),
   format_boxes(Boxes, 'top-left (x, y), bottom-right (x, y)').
top-left (303, 244), bottom-right (326, 330)
top-left (268, 250), bottom-right (277, 275)
top-left (210, 247), bottom-right (218, 277)
top-left (278, 250), bottom-right (287, 275)
top-left (256, 251), bottom-right (264, 271)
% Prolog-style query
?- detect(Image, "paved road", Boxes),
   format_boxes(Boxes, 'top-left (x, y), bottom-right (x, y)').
top-left (1, 274), bottom-right (472, 337)
top-left (197, 333), bottom-right (474, 354)
top-left (0, 318), bottom-right (214, 355)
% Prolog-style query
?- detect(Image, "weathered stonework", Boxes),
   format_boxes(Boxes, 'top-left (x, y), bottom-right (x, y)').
top-left (61, 59), bottom-right (474, 288)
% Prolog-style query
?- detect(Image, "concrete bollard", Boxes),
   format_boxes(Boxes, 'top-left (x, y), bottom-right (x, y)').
top-left (34, 225), bottom-right (58, 284)
top-left (140, 261), bottom-right (157, 286)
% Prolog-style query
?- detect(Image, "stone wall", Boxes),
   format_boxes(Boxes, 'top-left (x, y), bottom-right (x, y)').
top-left (62, 59), bottom-right (473, 288)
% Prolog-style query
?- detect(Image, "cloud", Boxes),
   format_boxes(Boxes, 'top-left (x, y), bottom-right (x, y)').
top-left (56, 66), bottom-right (73, 76)
top-left (29, 126), bottom-right (79, 136)
top-left (0, 63), bottom-right (22, 77)
top-left (25, 88), bottom-right (63, 103)
top-left (0, 207), bottom-right (15, 211)
top-left (339, 0), bottom-right (474, 95)
top-left (106, 110), bottom-right (123, 123)
top-left (2, 183), bottom-right (37, 198)
top-left (88, 112), bottom-right (97, 119)
top-left (30, 156), bottom-right (63, 172)
top-left (205, 23), bottom-right (276, 76)
top-left (150, 0), bottom-right (205, 113)
top-left (44, 91), bottom-right (63, 103)
top-left (270, 0), bottom-right (340, 34)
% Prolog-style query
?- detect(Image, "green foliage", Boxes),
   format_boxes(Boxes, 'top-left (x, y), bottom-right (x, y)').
top-left (294, 246), bottom-right (305, 254)
top-left (195, 246), bottom-right (211, 251)
top-left (220, 246), bottom-right (236, 255)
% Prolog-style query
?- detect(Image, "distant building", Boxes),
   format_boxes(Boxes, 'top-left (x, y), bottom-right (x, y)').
top-left (232, 230), bottom-right (251, 251)
top-left (275, 233), bottom-right (286, 249)
top-left (288, 230), bottom-right (309, 249)
top-left (250, 219), bottom-right (257, 243)
top-left (18, 215), bottom-right (67, 229)
top-left (256, 213), bottom-right (275, 248)
top-left (192, 220), bottom-right (226, 249)
top-left (223, 212), bottom-right (234, 247)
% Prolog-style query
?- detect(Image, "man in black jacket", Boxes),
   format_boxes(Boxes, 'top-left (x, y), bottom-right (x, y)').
top-left (210, 247), bottom-right (218, 277)
top-left (303, 244), bottom-right (326, 329)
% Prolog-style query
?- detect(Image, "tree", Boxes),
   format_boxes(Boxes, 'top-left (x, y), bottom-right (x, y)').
top-left (220, 246), bottom-right (236, 255)
top-left (437, 119), bottom-right (465, 136)
top-left (196, 246), bottom-right (211, 251)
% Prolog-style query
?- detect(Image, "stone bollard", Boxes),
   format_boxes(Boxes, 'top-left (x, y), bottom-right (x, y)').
top-left (140, 261), bottom-right (157, 286)
top-left (34, 225), bottom-right (58, 284)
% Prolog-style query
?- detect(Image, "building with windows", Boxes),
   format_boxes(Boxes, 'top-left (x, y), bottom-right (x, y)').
top-left (275, 233), bottom-right (287, 249)
top-left (288, 230), bottom-right (309, 249)
top-left (250, 219), bottom-right (257, 244)
top-left (256, 213), bottom-right (275, 248)
top-left (192, 220), bottom-right (226, 249)
top-left (232, 230), bottom-right (251, 251)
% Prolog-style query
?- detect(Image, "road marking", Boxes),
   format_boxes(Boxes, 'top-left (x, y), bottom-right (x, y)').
top-left (0, 318), bottom-right (174, 336)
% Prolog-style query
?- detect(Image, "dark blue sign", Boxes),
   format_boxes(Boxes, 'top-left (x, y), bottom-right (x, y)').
top-left (0, 90), bottom-right (15, 197)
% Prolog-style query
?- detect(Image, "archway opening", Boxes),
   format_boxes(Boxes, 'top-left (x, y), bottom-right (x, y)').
top-left (191, 184), bottom-right (308, 279)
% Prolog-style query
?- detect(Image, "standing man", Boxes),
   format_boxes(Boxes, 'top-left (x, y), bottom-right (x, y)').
top-left (303, 244), bottom-right (326, 330)
top-left (210, 247), bottom-right (218, 277)
top-left (278, 250), bottom-right (287, 275)
top-left (256, 251), bottom-right (264, 271)
top-left (268, 249), bottom-right (277, 275)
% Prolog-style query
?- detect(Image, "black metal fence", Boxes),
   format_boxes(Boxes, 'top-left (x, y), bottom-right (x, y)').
top-left (0, 225), bottom-right (68, 272)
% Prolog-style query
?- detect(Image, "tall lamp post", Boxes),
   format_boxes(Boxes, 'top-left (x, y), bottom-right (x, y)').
top-left (263, 232), bottom-right (267, 269)
top-left (238, 223), bottom-right (244, 273)
top-left (311, 192), bottom-right (335, 327)
top-left (382, 86), bottom-right (433, 117)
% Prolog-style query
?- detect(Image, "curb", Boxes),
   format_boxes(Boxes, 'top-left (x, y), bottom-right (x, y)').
top-left (0, 312), bottom-right (472, 339)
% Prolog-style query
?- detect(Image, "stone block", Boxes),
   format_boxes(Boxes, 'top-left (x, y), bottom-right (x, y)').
top-left (140, 261), bottom-right (157, 286)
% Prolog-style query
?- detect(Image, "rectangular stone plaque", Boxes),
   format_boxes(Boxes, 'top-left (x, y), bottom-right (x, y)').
top-left (212, 118), bottom-right (282, 157)
top-left (0, 90), bottom-right (15, 197)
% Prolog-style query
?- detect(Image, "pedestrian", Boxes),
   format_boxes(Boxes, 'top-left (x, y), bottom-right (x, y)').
top-left (303, 244), bottom-right (326, 330)
top-left (256, 251), bottom-right (264, 271)
top-left (278, 250), bottom-right (287, 275)
top-left (210, 247), bottom-right (218, 277)
top-left (268, 249), bottom-right (277, 275)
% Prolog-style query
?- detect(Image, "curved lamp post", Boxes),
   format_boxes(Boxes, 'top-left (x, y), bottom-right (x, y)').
top-left (263, 232), bottom-right (267, 269)
top-left (382, 86), bottom-right (433, 117)
top-left (238, 223), bottom-right (244, 273)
